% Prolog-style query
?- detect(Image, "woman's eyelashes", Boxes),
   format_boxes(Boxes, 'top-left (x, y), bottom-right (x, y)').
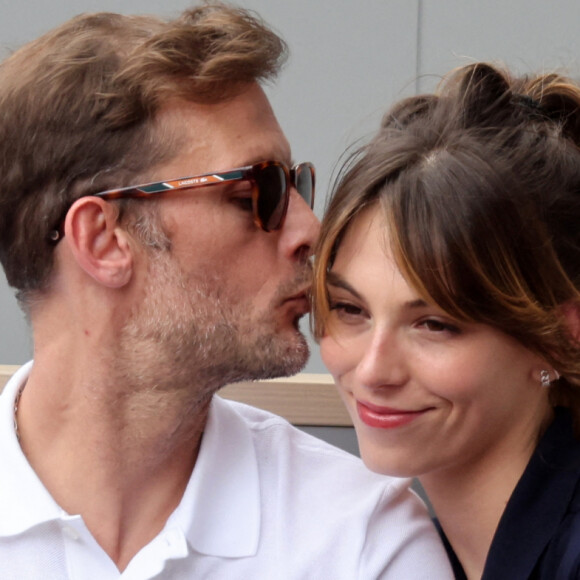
top-left (417, 317), bottom-right (462, 335)
top-left (328, 298), bottom-right (367, 322)
top-left (327, 291), bottom-right (462, 336)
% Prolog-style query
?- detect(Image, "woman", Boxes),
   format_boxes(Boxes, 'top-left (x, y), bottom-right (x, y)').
top-left (313, 62), bottom-right (580, 579)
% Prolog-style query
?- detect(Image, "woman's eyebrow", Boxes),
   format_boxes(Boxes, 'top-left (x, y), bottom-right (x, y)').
top-left (326, 271), bottom-right (363, 301)
top-left (406, 298), bottom-right (429, 309)
top-left (328, 270), bottom-right (430, 311)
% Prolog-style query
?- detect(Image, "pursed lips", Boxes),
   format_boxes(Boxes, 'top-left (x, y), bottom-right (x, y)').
top-left (282, 285), bottom-right (311, 312)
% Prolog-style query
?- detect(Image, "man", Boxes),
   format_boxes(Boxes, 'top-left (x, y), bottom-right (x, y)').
top-left (0, 4), bottom-right (452, 578)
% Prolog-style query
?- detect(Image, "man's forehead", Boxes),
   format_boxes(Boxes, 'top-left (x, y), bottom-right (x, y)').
top-left (153, 86), bottom-right (291, 174)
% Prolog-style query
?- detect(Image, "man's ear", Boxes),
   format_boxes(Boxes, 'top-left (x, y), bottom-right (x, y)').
top-left (64, 197), bottom-right (133, 288)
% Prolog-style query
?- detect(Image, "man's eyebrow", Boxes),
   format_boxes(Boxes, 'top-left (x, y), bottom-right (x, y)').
top-left (326, 271), bottom-right (363, 301)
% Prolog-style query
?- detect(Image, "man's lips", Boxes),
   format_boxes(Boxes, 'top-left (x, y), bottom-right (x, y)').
top-left (356, 400), bottom-right (433, 429)
top-left (282, 288), bottom-right (311, 315)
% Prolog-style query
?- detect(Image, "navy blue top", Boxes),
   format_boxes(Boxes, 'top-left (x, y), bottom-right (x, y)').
top-left (438, 407), bottom-right (580, 579)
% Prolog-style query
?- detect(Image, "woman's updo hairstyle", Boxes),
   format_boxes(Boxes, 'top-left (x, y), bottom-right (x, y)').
top-left (313, 62), bottom-right (580, 426)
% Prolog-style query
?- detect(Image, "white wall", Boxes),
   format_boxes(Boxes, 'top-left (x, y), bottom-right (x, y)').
top-left (1, 0), bottom-right (579, 370)
top-left (419, 0), bottom-right (580, 94)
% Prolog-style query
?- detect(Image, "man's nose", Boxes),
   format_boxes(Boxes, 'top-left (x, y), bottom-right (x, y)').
top-left (282, 189), bottom-right (320, 263)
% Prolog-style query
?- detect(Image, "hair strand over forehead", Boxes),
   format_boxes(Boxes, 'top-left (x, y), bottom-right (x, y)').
top-left (313, 62), bottom-right (580, 428)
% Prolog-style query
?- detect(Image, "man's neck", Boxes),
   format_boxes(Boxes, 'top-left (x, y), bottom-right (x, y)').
top-left (15, 353), bottom-right (212, 571)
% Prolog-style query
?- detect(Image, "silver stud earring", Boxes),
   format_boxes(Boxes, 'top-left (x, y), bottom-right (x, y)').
top-left (540, 370), bottom-right (551, 388)
top-left (540, 369), bottom-right (559, 388)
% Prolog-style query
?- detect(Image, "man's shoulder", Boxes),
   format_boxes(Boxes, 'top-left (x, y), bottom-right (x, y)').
top-left (211, 397), bottom-right (452, 578)
top-left (221, 395), bottom-right (356, 455)
top-left (217, 395), bottom-right (405, 492)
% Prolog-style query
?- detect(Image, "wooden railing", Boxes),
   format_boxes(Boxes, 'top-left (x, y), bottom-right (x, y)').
top-left (0, 365), bottom-right (351, 427)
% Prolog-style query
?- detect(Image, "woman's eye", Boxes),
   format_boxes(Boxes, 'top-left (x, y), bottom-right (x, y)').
top-left (420, 318), bottom-right (460, 334)
top-left (329, 301), bottom-right (366, 322)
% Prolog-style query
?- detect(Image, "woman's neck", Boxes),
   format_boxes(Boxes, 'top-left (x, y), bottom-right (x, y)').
top-left (420, 439), bottom-right (538, 579)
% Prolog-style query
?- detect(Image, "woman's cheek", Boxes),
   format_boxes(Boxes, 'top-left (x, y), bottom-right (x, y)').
top-left (321, 333), bottom-right (357, 379)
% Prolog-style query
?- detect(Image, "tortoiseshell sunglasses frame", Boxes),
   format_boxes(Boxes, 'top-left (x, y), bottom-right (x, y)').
top-left (48, 160), bottom-right (315, 242)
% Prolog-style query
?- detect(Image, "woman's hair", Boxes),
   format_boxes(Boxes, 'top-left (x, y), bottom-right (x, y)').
top-left (313, 62), bottom-right (580, 420)
top-left (0, 2), bottom-right (287, 300)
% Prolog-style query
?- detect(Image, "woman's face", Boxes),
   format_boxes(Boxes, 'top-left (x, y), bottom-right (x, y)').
top-left (320, 206), bottom-right (553, 479)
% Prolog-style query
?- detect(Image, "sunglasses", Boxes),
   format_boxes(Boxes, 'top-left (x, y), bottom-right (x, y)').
top-left (49, 160), bottom-right (315, 242)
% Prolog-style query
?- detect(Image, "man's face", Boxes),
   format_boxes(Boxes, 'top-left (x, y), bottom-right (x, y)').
top-left (119, 84), bottom-right (320, 391)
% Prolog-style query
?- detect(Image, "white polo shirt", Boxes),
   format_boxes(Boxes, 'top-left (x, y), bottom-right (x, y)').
top-left (0, 363), bottom-right (452, 579)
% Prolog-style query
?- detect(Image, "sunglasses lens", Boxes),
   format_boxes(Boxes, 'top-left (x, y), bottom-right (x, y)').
top-left (255, 163), bottom-right (288, 231)
top-left (293, 163), bottom-right (315, 209)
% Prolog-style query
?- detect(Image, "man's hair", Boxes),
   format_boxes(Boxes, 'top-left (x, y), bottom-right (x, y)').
top-left (0, 2), bottom-right (287, 299)
top-left (313, 62), bottom-right (580, 426)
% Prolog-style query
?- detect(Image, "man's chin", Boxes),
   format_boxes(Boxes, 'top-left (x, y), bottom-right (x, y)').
top-left (255, 331), bottom-right (310, 380)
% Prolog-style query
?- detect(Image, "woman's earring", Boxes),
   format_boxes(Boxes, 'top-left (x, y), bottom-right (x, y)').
top-left (540, 369), bottom-right (560, 388)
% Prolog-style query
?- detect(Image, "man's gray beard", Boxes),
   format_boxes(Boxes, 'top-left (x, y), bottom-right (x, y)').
top-left (112, 251), bottom-right (310, 400)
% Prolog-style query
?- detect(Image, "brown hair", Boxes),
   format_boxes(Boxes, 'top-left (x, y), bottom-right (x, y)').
top-left (313, 62), bottom-right (580, 420)
top-left (0, 2), bottom-right (287, 300)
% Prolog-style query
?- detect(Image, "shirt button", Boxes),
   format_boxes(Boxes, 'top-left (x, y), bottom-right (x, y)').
top-left (62, 525), bottom-right (80, 541)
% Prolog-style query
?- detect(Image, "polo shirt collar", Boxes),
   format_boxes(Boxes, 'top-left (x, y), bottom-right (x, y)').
top-left (0, 364), bottom-right (261, 559)
top-left (482, 407), bottom-right (580, 579)
top-left (0, 361), bottom-right (65, 536)
top-left (157, 395), bottom-right (261, 558)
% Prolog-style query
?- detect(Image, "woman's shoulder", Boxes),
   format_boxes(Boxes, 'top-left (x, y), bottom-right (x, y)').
top-left (535, 488), bottom-right (580, 579)
top-left (523, 408), bottom-right (580, 578)
top-left (482, 408), bottom-right (580, 579)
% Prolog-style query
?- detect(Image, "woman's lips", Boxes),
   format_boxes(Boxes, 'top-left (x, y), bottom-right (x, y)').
top-left (356, 400), bottom-right (432, 429)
